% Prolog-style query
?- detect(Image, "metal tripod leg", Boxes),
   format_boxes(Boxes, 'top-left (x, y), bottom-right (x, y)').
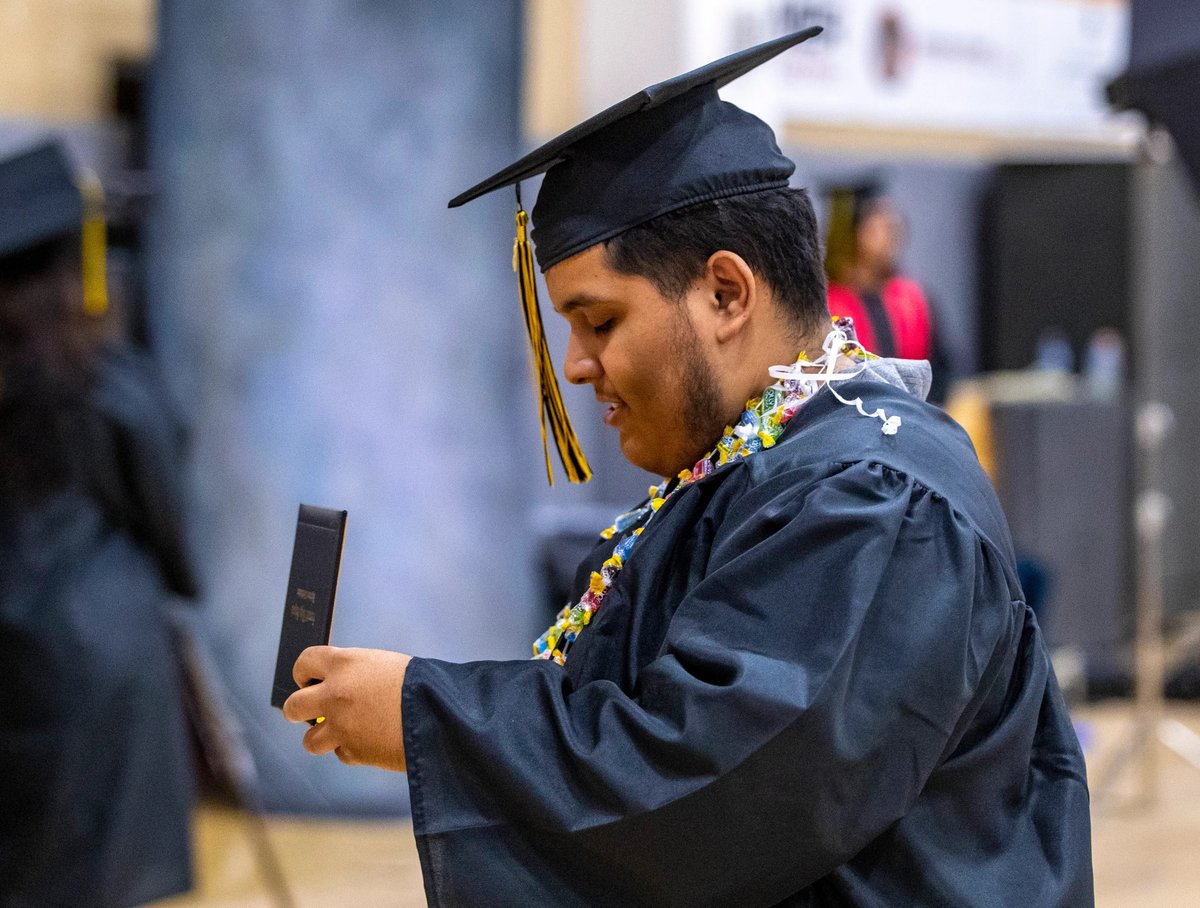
top-left (1092, 402), bottom-right (1200, 810)
top-left (172, 613), bottom-right (297, 908)
top-left (1159, 718), bottom-right (1200, 770)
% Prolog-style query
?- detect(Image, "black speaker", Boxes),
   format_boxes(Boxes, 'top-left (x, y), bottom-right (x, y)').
top-left (979, 163), bottom-right (1133, 374)
top-left (983, 151), bottom-right (1200, 691)
top-left (990, 399), bottom-right (1133, 665)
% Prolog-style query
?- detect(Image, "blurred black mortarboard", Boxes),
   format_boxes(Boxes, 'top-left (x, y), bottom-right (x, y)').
top-left (0, 141), bottom-right (108, 315)
top-left (1108, 0), bottom-right (1200, 197)
top-left (820, 178), bottom-right (887, 283)
top-left (822, 179), bottom-right (886, 225)
top-left (450, 26), bottom-right (823, 484)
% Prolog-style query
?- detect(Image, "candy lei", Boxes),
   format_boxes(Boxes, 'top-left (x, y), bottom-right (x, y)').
top-left (532, 318), bottom-right (879, 666)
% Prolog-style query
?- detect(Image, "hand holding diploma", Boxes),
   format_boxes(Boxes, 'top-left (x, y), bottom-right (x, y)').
top-left (283, 645), bottom-right (411, 771)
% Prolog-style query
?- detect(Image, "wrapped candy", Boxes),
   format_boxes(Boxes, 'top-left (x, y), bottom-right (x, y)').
top-left (530, 341), bottom-right (844, 664)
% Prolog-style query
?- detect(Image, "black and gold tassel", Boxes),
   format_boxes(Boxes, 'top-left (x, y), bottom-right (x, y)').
top-left (78, 169), bottom-right (108, 317)
top-left (823, 187), bottom-right (857, 287)
top-left (512, 194), bottom-right (591, 485)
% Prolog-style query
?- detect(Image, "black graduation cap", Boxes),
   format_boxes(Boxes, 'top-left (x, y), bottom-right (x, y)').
top-left (0, 141), bottom-right (108, 315)
top-left (821, 178), bottom-right (887, 282)
top-left (823, 179), bottom-right (885, 225)
top-left (1108, 0), bottom-right (1200, 197)
top-left (452, 25), bottom-right (822, 270)
top-left (450, 26), bottom-right (824, 484)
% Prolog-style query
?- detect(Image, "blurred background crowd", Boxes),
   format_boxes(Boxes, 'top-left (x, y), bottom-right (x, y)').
top-left (3, 0), bottom-right (1200, 905)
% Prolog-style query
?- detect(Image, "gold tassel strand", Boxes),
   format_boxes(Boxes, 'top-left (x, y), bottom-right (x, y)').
top-left (823, 187), bottom-right (856, 287)
top-left (78, 169), bottom-right (108, 317)
top-left (512, 203), bottom-right (591, 485)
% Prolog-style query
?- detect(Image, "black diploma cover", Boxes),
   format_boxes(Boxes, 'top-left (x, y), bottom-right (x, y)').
top-left (271, 504), bottom-right (347, 709)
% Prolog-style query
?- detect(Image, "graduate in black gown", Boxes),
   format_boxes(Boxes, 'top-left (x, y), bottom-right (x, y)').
top-left (284, 29), bottom-right (1094, 906)
top-left (0, 142), bottom-right (195, 907)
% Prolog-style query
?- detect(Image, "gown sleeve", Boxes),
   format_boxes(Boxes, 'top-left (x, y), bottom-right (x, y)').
top-left (402, 460), bottom-right (1024, 907)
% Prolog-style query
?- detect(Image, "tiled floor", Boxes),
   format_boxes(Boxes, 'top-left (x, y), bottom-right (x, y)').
top-left (1086, 703), bottom-right (1200, 907)
top-left (152, 703), bottom-right (1200, 907)
top-left (150, 807), bottom-right (425, 908)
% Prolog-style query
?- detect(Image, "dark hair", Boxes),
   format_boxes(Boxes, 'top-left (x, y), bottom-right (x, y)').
top-left (0, 237), bottom-right (96, 507)
top-left (604, 186), bottom-right (828, 337)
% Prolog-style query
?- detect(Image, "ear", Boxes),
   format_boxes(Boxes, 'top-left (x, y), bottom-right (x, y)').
top-left (704, 250), bottom-right (757, 344)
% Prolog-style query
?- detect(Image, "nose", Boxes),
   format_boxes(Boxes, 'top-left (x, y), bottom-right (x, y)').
top-left (563, 330), bottom-right (601, 386)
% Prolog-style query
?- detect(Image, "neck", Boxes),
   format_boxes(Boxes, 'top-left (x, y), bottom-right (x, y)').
top-left (722, 324), bottom-right (826, 422)
top-left (850, 261), bottom-right (890, 293)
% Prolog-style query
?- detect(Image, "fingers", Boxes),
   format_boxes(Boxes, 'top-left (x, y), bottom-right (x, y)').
top-left (293, 645), bottom-right (337, 688)
top-left (302, 723), bottom-right (359, 765)
top-left (303, 720), bottom-right (338, 756)
top-left (282, 683), bottom-right (325, 724)
top-left (286, 647), bottom-right (410, 770)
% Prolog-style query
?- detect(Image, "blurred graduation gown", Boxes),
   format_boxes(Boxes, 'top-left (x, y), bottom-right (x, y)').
top-left (402, 377), bottom-right (1093, 906)
top-left (1, 343), bottom-right (196, 907)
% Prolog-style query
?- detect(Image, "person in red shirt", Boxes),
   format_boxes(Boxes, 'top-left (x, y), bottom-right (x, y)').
top-left (824, 182), bottom-right (932, 361)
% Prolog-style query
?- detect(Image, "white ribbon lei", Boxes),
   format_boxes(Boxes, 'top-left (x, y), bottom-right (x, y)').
top-left (767, 326), bottom-right (902, 436)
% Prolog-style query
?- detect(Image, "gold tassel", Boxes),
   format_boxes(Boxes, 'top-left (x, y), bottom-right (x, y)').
top-left (512, 203), bottom-right (591, 485)
top-left (78, 170), bottom-right (108, 317)
top-left (823, 188), bottom-right (857, 286)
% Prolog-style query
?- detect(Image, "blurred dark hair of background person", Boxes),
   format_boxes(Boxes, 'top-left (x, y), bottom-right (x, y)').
top-left (0, 141), bottom-right (195, 907)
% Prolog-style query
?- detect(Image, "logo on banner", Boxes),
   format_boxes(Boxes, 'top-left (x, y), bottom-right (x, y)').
top-left (876, 8), bottom-right (914, 84)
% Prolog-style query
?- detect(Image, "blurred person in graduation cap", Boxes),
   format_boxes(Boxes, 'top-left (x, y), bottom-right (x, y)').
top-left (824, 180), bottom-right (933, 364)
top-left (0, 141), bottom-right (195, 906)
top-left (283, 27), bottom-right (1093, 907)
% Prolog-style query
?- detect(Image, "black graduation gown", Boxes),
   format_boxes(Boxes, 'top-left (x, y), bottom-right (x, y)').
top-left (0, 345), bottom-right (194, 907)
top-left (402, 378), bottom-right (1094, 907)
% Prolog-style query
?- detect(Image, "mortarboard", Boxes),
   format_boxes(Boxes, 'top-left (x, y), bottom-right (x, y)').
top-left (450, 26), bottom-right (824, 484)
top-left (821, 179), bottom-right (887, 285)
top-left (0, 141), bottom-right (108, 315)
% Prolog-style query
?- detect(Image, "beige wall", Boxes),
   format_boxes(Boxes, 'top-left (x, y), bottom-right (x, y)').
top-left (525, 0), bottom-right (583, 141)
top-left (0, 0), bottom-right (155, 121)
top-left (525, 0), bottom-right (685, 143)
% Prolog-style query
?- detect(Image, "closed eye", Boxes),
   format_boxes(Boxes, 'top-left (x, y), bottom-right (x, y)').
top-left (592, 319), bottom-right (615, 336)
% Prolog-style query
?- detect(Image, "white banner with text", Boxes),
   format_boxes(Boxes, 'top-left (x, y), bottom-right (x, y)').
top-left (682, 0), bottom-right (1138, 144)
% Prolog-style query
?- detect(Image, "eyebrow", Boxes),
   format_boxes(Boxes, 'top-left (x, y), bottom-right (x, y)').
top-left (553, 294), bottom-right (611, 316)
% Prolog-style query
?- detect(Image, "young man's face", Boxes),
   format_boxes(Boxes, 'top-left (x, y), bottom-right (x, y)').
top-left (545, 245), bottom-right (726, 478)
